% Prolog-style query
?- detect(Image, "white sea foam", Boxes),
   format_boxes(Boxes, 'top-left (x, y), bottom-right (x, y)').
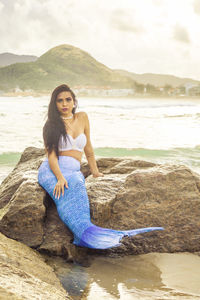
top-left (1, 96), bottom-right (200, 182)
top-left (1, 96), bottom-right (200, 153)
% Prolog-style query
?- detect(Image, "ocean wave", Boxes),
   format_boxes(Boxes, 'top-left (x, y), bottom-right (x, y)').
top-left (165, 113), bottom-right (200, 118)
top-left (94, 146), bottom-right (200, 173)
top-left (0, 152), bottom-right (21, 165)
top-left (1, 147), bottom-right (200, 184)
top-left (1, 146), bottom-right (200, 162)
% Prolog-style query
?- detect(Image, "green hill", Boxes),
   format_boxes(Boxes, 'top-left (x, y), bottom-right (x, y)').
top-left (114, 69), bottom-right (200, 87)
top-left (0, 44), bottom-right (134, 92)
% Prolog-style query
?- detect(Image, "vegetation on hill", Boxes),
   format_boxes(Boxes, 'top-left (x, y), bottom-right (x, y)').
top-left (0, 44), bottom-right (134, 92)
top-left (114, 69), bottom-right (200, 88)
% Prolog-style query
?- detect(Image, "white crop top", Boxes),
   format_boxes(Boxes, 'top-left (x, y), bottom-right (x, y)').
top-left (58, 133), bottom-right (87, 152)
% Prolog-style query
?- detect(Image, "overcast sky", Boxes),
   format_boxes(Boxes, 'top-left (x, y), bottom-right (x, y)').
top-left (0, 0), bottom-right (200, 80)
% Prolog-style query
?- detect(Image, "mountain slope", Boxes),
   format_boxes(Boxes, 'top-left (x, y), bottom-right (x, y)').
top-left (0, 53), bottom-right (38, 67)
top-left (114, 69), bottom-right (200, 87)
top-left (0, 45), bottom-right (134, 91)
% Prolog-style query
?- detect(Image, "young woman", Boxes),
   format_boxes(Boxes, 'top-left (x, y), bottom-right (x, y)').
top-left (38, 84), bottom-right (163, 249)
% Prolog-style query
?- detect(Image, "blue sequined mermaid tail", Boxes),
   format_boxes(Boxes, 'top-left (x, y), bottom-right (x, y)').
top-left (38, 156), bottom-right (164, 249)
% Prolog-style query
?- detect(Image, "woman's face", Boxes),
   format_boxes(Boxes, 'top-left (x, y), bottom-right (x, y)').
top-left (56, 91), bottom-right (74, 116)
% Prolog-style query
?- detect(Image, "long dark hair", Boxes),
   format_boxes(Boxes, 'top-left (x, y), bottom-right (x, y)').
top-left (43, 84), bottom-right (78, 157)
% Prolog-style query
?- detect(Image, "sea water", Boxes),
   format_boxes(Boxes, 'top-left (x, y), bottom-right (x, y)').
top-left (1, 95), bottom-right (200, 182)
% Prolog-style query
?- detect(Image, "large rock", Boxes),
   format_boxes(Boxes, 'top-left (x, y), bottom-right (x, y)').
top-left (0, 147), bottom-right (200, 260)
top-left (90, 164), bottom-right (200, 255)
top-left (0, 148), bottom-right (46, 247)
top-left (0, 232), bottom-right (70, 299)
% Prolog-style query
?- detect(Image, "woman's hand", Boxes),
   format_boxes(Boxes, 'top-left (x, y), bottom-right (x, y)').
top-left (53, 176), bottom-right (68, 199)
top-left (92, 171), bottom-right (104, 178)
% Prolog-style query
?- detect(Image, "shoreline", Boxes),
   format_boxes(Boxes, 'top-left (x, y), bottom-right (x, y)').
top-left (1, 91), bottom-right (200, 99)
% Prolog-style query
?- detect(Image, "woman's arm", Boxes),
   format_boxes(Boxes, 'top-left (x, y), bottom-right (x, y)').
top-left (47, 149), bottom-right (68, 198)
top-left (48, 150), bottom-right (63, 179)
top-left (83, 112), bottom-right (103, 177)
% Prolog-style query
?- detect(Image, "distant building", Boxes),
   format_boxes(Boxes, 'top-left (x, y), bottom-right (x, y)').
top-left (13, 87), bottom-right (23, 93)
top-left (184, 83), bottom-right (198, 96)
top-left (24, 89), bottom-right (34, 93)
top-left (188, 85), bottom-right (200, 96)
top-left (169, 87), bottom-right (185, 96)
top-left (73, 87), bottom-right (135, 97)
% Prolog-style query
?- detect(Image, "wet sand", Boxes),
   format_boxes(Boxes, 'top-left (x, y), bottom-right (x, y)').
top-left (151, 253), bottom-right (200, 297)
top-left (43, 252), bottom-right (200, 299)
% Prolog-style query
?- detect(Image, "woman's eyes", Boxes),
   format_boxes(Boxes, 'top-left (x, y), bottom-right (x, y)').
top-left (56, 98), bottom-right (72, 103)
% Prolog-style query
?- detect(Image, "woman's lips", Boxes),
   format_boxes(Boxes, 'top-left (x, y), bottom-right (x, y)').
top-left (62, 108), bottom-right (68, 111)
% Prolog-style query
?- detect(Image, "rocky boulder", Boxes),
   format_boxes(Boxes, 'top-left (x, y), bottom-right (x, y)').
top-left (0, 232), bottom-right (70, 299)
top-left (0, 147), bottom-right (200, 261)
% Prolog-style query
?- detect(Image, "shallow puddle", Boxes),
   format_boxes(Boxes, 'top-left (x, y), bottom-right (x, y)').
top-left (43, 252), bottom-right (200, 299)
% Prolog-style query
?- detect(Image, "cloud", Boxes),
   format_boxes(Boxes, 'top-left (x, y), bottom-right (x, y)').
top-left (0, 0), bottom-right (200, 80)
top-left (173, 25), bottom-right (190, 44)
top-left (0, 1), bottom-right (4, 11)
top-left (152, 0), bottom-right (162, 6)
top-left (193, 0), bottom-right (200, 14)
top-left (0, 0), bottom-right (92, 55)
top-left (110, 8), bottom-right (144, 33)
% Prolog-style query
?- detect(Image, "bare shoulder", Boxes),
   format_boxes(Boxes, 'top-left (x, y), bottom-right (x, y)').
top-left (75, 111), bottom-right (88, 121)
top-left (76, 111), bottom-right (88, 117)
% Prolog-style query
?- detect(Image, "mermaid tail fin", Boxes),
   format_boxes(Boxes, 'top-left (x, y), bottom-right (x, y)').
top-left (122, 226), bottom-right (164, 237)
top-left (74, 225), bottom-right (164, 249)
